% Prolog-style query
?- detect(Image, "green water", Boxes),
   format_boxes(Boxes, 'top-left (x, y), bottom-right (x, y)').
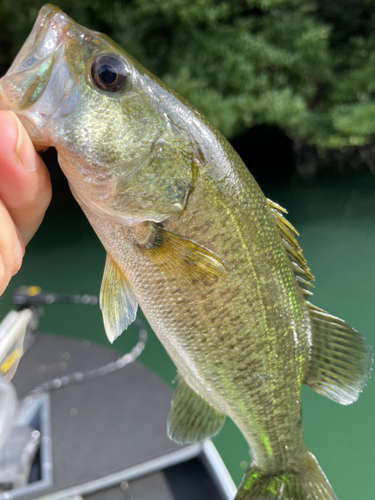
top-left (1, 175), bottom-right (374, 499)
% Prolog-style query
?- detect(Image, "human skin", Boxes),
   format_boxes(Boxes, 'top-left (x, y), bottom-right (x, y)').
top-left (0, 111), bottom-right (51, 296)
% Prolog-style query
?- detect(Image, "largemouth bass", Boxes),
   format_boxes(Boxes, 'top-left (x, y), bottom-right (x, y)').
top-left (0, 5), bottom-right (371, 499)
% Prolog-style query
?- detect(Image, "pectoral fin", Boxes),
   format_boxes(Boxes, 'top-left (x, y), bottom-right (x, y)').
top-left (100, 254), bottom-right (138, 343)
top-left (167, 378), bottom-right (226, 444)
top-left (304, 303), bottom-right (372, 405)
top-left (134, 223), bottom-right (233, 288)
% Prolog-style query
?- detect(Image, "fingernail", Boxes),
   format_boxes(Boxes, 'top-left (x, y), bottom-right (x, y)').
top-left (9, 111), bottom-right (38, 172)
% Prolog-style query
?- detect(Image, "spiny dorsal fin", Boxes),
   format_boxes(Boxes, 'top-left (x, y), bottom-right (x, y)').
top-left (167, 377), bottom-right (226, 444)
top-left (135, 223), bottom-right (233, 288)
top-left (100, 254), bottom-right (138, 343)
top-left (304, 303), bottom-right (372, 405)
top-left (267, 199), bottom-right (314, 295)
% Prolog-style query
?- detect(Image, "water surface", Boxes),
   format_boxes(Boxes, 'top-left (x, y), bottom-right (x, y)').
top-left (1, 174), bottom-right (374, 499)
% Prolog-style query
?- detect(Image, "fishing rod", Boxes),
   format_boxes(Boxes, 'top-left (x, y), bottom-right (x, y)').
top-left (0, 286), bottom-right (147, 392)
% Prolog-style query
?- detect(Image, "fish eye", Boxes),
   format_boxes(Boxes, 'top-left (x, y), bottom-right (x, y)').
top-left (91, 54), bottom-right (127, 93)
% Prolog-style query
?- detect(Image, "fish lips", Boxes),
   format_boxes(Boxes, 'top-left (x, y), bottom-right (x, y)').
top-left (0, 5), bottom-right (77, 143)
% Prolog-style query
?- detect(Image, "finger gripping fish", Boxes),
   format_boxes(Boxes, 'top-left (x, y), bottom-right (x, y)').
top-left (0, 6), bottom-right (371, 499)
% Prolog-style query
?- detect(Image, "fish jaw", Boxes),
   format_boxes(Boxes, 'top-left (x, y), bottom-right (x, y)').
top-left (0, 4), bottom-right (79, 148)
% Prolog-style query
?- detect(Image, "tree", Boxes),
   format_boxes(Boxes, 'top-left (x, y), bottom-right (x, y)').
top-left (1, 0), bottom-right (374, 153)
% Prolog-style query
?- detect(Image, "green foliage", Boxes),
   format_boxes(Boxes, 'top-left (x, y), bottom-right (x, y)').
top-left (1, 0), bottom-right (374, 151)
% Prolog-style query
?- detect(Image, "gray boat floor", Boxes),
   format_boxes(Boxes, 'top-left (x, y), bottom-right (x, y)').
top-left (12, 334), bottom-right (188, 499)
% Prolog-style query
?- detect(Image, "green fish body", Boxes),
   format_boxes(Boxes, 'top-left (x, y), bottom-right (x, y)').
top-left (0, 6), bottom-right (371, 499)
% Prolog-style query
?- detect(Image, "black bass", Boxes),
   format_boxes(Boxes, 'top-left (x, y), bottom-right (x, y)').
top-left (0, 5), bottom-right (371, 499)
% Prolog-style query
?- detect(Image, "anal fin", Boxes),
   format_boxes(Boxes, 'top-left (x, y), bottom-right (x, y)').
top-left (167, 378), bottom-right (226, 444)
top-left (304, 303), bottom-right (372, 405)
top-left (100, 254), bottom-right (138, 343)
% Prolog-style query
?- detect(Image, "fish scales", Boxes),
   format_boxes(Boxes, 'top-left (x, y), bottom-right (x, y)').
top-left (80, 145), bottom-right (310, 471)
top-left (0, 5), bottom-right (371, 499)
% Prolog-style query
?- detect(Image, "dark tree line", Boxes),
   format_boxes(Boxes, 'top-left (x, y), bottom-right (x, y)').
top-left (1, 0), bottom-right (375, 172)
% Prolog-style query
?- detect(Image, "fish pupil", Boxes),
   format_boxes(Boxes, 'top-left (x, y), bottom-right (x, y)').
top-left (91, 54), bottom-right (127, 92)
top-left (98, 65), bottom-right (117, 85)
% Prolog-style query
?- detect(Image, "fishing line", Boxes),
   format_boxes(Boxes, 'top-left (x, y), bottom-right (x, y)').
top-left (11, 286), bottom-right (147, 395)
top-left (29, 318), bottom-right (147, 395)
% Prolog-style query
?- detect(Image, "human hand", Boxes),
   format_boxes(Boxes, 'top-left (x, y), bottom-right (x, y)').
top-left (0, 111), bottom-right (51, 296)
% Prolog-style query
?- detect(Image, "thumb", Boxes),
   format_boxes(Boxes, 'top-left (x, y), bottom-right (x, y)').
top-left (0, 111), bottom-right (52, 245)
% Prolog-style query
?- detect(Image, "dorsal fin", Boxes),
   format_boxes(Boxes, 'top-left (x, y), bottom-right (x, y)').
top-left (267, 199), bottom-right (314, 296)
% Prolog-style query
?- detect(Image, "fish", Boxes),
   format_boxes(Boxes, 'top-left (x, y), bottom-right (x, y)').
top-left (0, 5), bottom-right (371, 499)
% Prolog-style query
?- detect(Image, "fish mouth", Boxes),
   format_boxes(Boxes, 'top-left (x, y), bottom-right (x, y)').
top-left (10, 5), bottom-right (69, 69)
top-left (0, 4), bottom-right (72, 112)
top-left (0, 5), bottom-right (79, 146)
